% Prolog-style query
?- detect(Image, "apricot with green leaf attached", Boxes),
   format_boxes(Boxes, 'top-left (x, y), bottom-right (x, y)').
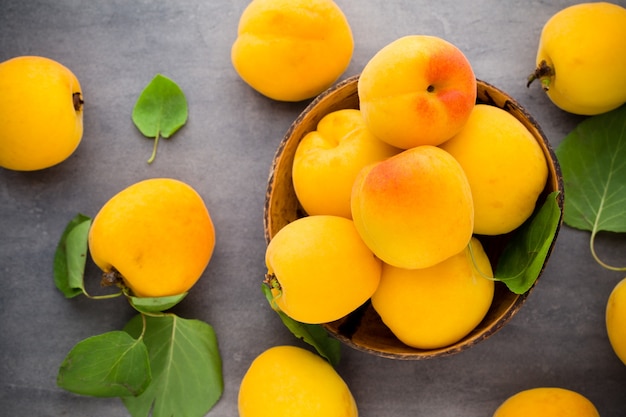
top-left (88, 178), bottom-right (215, 298)
top-left (265, 215), bottom-right (381, 324)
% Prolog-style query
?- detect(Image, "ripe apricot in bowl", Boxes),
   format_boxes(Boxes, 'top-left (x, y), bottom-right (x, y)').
top-left (264, 75), bottom-right (563, 359)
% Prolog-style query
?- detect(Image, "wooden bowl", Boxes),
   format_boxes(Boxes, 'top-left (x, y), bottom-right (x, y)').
top-left (264, 74), bottom-right (563, 360)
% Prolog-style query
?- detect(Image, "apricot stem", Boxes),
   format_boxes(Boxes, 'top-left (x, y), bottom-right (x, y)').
top-left (83, 268), bottom-right (126, 299)
top-left (139, 313), bottom-right (147, 339)
top-left (147, 133), bottom-right (160, 164)
top-left (263, 273), bottom-right (282, 291)
top-left (101, 269), bottom-right (124, 287)
top-left (263, 273), bottom-right (283, 310)
top-left (85, 291), bottom-right (124, 300)
top-left (526, 60), bottom-right (554, 91)
top-left (73, 92), bottom-right (84, 111)
top-left (136, 309), bottom-right (169, 318)
top-left (590, 231), bottom-right (626, 272)
top-left (467, 240), bottom-right (498, 282)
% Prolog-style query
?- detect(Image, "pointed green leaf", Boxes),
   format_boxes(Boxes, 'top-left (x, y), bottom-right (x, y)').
top-left (556, 104), bottom-right (626, 233)
top-left (132, 73), bottom-right (188, 163)
top-left (494, 191), bottom-right (562, 294)
top-left (57, 331), bottom-right (151, 397)
top-left (128, 293), bottom-right (188, 314)
top-left (132, 74), bottom-right (188, 138)
top-left (262, 284), bottom-right (341, 367)
top-left (53, 213), bottom-right (92, 298)
top-left (122, 314), bottom-right (223, 417)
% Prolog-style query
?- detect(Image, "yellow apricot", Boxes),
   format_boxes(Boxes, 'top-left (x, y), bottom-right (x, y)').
top-left (88, 178), bottom-right (215, 298)
top-left (231, 0), bottom-right (353, 102)
top-left (265, 215), bottom-right (381, 324)
top-left (371, 238), bottom-right (494, 349)
top-left (358, 35), bottom-right (476, 149)
top-left (529, 2), bottom-right (626, 115)
top-left (292, 109), bottom-right (400, 218)
top-left (351, 145), bottom-right (474, 269)
top-left (0, 56), bottom-right (83, 171)
top-left (606, 277), bottom-right (626, 366)
top-left (493, 387), bottom-right (599, 417)
top-left (440, 104), bottom-right (548, 235)
top-left (238, 345), bottom-right (358, 417)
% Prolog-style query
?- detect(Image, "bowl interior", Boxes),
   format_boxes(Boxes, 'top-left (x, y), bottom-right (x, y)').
top-left (264, 74), bottom-right (563, 359)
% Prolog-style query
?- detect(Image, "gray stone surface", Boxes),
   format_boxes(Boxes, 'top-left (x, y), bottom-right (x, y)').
top-left (1, 0), bottom-right (626, 415)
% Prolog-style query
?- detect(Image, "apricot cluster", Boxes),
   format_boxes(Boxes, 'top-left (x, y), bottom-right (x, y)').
top-left (269, 35), bottom-right (549, 349)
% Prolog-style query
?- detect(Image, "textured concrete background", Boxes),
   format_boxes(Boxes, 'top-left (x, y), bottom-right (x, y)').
top-left (1, 1), bottom-right (626, 416)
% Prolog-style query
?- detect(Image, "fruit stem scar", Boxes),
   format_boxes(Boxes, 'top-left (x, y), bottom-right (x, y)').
top-left (467, 240), bottom-right (496, 282)
top-left (263, 273), bottom-right (282, 291)
top-left (263, 273), bottom-right (283, 310)
top-left (101, 267), bottom-right (124, 288)
top-left (73, 92), bottom-right (84, 111)
top-left (427, 84), bottom-right (435, 93)
top-left (147, 132), bottom-right (160, 164)
top-left (526, 60), bottom-right (554, 91)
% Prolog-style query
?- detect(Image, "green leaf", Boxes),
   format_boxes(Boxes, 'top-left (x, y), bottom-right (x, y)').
top-left (493, 191), bottom-right (562, 294)
top-left (122, 314), bottom-right (223, 417)
top-left (128, 293), bottom-right (188, 314)
top-left (57, 331), bottom-right (151, 397)
top-left (132, 74), bottom-right (188, 164)
top-left (555, 104), bottom-right (626, 269)
top-left (262, 284), bottom-right (341, 367)
top-left (53, 213), bottom-right (92, 298)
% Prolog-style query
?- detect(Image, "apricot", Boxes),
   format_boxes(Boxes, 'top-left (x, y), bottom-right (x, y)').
top-left (358, 35), bottom-right (476, 149)
top-left (265, 215), bottom-right (381, 324)
top-left (528, 2), bottom-right (626, 115)
top-left (88, 178), bottom-right (215, 298)
top-left (606, 277), bottom-right (626, 366)
top-left (440, 104), bottom-right (548, 235)
top-left (371, 238), bottom-right (494, 349)
top-left (351, 145), bottom-right (474, 269)
top-left (231, 0), bottom-right (353, 102)
top-left (0, 56), bottom-right (83, 171)
top-left (493, 387), bottom-right (599, 417)
top-left (292, 109), bottom-right (400, 219)
top-left (238, 345), bottom-right (358, 417)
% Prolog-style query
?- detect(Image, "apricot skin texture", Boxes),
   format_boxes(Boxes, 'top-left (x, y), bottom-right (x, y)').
top-left (238, 345), bottom-right (358, 417)
top-left (440, 104), bottom-right (548, 235)
top-left (535, 2), bottom-right (626, 115)
top-left (351, 145), bottom-right (474, 270)
top-left (606, 277), bottom-right (626, 366)
top-left (265, 215), bottom-right (381, 324)
top-left (88, 178), bottom-right (215, 298)
top-left (231, 0), bottom-right (353, 102)
top-left (493, 387), bottom-right (599, 417)
top-left (292, 109), bottom-right (400, 219)
top-left (358, 35), bottom-right (476, 149)
top-left (371, 238), bottom-right (494, 350)
top-left (0, 56), bottom-right (83, 171)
